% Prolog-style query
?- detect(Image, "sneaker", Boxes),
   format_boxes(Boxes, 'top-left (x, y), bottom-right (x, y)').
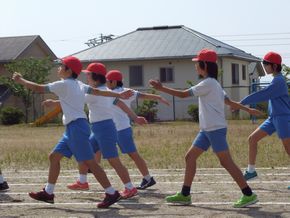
top-left (67, 181), bottom-right (89, 191)
top-left (137, 177), bottom-right (156, 190)
top-left (97, 191), bottom-right (121, 208)
top-left (0, 181), bottom-right (9, 191)
top-left (29, 188), bottom-right (54, 204)
top-left (287, 185), bottom-right (290, 190)
top-left (120, 187), bottom-right (138, 199)
top-left (243, 170), bottom-right (258, 181)
top-left (165, 192), bottom-right (192, 205)
top-left (233, 193), bottom-right (258, 208)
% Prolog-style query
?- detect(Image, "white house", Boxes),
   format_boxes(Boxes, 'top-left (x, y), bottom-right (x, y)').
top-left (73, 25), bottom-right (265, 120)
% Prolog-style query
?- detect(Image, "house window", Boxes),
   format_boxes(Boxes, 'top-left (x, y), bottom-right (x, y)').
top-left (160, 67), bottom-right (174, 83)
top-left (129, 65), bottom-right (143, 86)
top-left (242, 65), bottom-right (246, 80)
top-left (232, 63), bottom-right (239, 85)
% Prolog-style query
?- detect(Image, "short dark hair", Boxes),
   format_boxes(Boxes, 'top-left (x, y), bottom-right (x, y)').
top-left (198, 61), bottom-right (218, 79)
top-left (263, 61), bottom-right (282, 72)
top-left (117, 81), bottom-right (123, 87)
top-left (91, 73), bottom-right (106, 84)
top-left (65, 65), bottom-right (78, 79)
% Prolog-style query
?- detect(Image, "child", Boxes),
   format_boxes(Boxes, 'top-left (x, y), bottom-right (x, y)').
top-left (106, 70), bottom-right (170, 189)
top-left (45, 63), bottom-right (146, 198)
top-left (0, 169), bottom-right (9, 191)
top-left (12, 56), bottom-right (133, 208)
top-left (240, 52), bottom-right (290, 186)
top-left (149, 49), bottom-right (259, 207)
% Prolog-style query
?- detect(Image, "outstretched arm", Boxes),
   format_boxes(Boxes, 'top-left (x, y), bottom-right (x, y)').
top-left (149, 79), bottom-right (190, 98)
top-left (138, 92), bottom-right (170, 106)
top-left (89, 88), bottom-right (133, 99)
top-left (115, 99), bottom-right (147, 125)
top-left (42, 99), bottom-right (61, 108)
top-left (12, 72), bottom-right (46, 93)
top-left (225, 98), bottom-right (264, 117)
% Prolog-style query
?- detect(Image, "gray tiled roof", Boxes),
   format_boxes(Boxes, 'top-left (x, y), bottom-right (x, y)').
top-left (73, 25), bottom-right (261, 62)
top-left (0, 35), bottom-right (57, 62)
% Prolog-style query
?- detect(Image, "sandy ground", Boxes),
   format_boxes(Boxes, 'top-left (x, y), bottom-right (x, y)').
top-left (0, 168), bottom-right (290, 218)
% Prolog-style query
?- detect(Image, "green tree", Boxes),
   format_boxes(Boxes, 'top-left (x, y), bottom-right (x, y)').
top-left (0, 57), bottom-right (53, 122)
top-left (135, 90), bottom-right (158, 122)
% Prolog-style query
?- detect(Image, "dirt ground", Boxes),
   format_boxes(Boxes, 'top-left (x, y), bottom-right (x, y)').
top-left (0, 168), bottom-right (290, 218)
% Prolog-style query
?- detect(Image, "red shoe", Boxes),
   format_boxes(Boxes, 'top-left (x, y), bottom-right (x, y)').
top-left (120, 187), bottom-right (138, 199)
top-left (29, 188), bottom-right (54, 204)
top-left (67, 181), bottom-right (89, 191)
top-left (97, 191), bottom-right (121, 208)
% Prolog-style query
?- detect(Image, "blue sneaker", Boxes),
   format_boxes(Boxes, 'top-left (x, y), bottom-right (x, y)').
top-left (243, 170), bottom-right (257, 181)
top-left (137, 177), bottom-right (156, 190)
top-left (287, 186), bottom-right (290, 190)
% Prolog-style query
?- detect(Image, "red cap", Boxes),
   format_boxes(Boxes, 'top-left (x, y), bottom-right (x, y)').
top-left (61, 56), bottom-right (82, 75)
top-left (263, 52), bottom-right (282, 65)
top-left (82, 63), bottom-right (107, 76)
top-left (106, 70), bottom-right (123, 81)
top-left (192, 49), bottom-right (217, 63)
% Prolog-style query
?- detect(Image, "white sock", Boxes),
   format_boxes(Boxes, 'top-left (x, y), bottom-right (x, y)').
top-left (247, 165), bottom-right (256, 173)
top-left (45, 183), bottom-right (55, 195)
top-left (0, 175), bottom-right (4, 184)
top-left (79, 174), bottom-right (87, 184)
top-left (124, 182), bottom-right (134, 190)
top-left (144, 174), bottom-right (152, 182)
top-left (105, 186), bottom-right (116, 195)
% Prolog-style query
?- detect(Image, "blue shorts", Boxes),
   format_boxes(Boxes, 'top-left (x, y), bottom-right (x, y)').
top-left (259, 115), bottom-right (290, 139)
top-left (192, 128), bottom-right (229, 153)
top-left (117, 127), bottom-right (137, 154)
top-left (52, 118), bottom-right (94, 162)
top-left (90, 119), bottom-right (119, 159)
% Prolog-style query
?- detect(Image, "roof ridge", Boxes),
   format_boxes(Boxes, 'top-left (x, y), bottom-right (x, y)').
top-left (13, 35), bottom-right (40, 60)
top-left (0, 35), bottom-right (39, 39)
top-left (182, 26), bottom-right (246, 52)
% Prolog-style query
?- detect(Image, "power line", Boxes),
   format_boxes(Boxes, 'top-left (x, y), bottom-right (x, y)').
top-left (233, 43), bottom-right (290, 47)
top-left (212, 32), bottom-right (290, 37)
top-left (223, 37), bottom-right (290, 42)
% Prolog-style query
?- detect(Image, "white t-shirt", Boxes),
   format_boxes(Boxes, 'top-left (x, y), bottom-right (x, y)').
top-left (85, 85), bottom-right (114, 123)
top-left (188, 77), bottom-right (227, 131)
top-left (111, 87), bottom-right (139, 131)
top-left (46, 79), bottom-right (89, 125)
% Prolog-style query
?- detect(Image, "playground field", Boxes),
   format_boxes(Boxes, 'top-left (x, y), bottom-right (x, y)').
top-left (0, 121), bottom-right (289, 217)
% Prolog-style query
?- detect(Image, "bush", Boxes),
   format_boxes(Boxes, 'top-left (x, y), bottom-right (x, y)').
top-left (136, 99), bottom-right (158, 122)
top-left (0, 106), bottom-right (24, 125)
top-left (187, 104), bottom-right (199, 122)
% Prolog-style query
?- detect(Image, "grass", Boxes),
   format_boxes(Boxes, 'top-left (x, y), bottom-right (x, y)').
top-left (0, 120), bottom-right (289, 170)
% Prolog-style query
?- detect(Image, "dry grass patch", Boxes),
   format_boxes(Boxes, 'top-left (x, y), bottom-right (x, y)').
top-left (0, 121), bottom-right (288, 170)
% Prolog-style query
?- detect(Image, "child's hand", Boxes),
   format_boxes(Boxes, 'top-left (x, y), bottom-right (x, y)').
top-left (159, 96), bottom-right (170, 106)
top-left (248, 108), bottom-right (264, 117)
top-left (134, 116), bottom-right (148, 125)
top-left (120, 89), bottom-right (134, 99)
top-left (149, 79), bottom-right (162, 90)
top-left (12, 72), bottom-right (23, 83)
top-left (42, 99), bottom-right (56, 108)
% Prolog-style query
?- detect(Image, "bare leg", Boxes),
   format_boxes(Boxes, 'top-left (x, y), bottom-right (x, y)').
top-left (282, 138), bottom-right (290, 156)
top-left (128, 152), bottom-right (149, 177)
top-left (216, 150), bottom-right (248, 189)
top-left (95, 151), bottom-right (102, 164)
top-left (183, 146), bottom-right (204, 186)
top-left (248, 128), bottom-right (268, 165)
top-left (48, 152), bottom-right (63, 184)
top-left (108, 157), bottom-right (131, 184)
top-left (83, 159), bottom-right (111, 189)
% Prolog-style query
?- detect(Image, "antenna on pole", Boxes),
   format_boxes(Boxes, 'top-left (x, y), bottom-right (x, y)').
top-left (85, 34), bottom-right (115, 47)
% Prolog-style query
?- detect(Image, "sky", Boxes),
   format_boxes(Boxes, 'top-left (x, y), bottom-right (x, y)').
top-left (1, 0), bottom-right (290, 81)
